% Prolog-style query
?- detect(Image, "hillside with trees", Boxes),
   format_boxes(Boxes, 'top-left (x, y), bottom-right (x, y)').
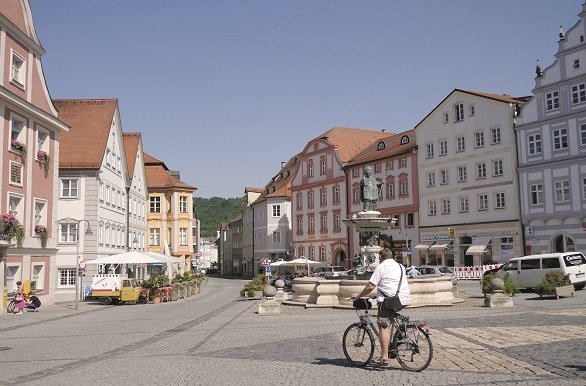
top-left (194, 196), bottom-right (247, 238)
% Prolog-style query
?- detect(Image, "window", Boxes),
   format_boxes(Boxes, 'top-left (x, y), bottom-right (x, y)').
top-left (179, 196), bottom-right (188, 213)
top-left (320, 188), bottom-right (327, 206)
top-left (8, 195), bottom-right (23, 223)
top-left (272, 231), bottom-right (281, 243)
top-left (309, 246), bottom-right (315, 259)
top-left (552, 128), bottom-right (568, 150)
top-left (495, 192), bottom-right (505, 209)
top-left (353, 189), bottom-right (360, 203)
top-left (59, 223), bottom-right (78, 243)
top-left (61, 179), bottom-right (79, 198)
top-left (321, 214), bottom-right (327, 232)
top-left (320, 160), bottom-right (326, 175)
top-left (521, 259), bottom-right (540, 270)
top-left (581, 124), bottom-right (586, 145)
top-left (334, 213), bottom-right (341, 230)
top-left (308, 216), bottom-right (315, 233)
top-left (555, 180), bottom-right (570, 202)
top-left (493, 160), bottom-right (503, 177)
top-left (149, 228), bottom-right (160, 245)
top-left (9, 162), bottom-right (23, 186)
top-left (444, 112), bottom-right (449, 123)
top-left (10, 51), bottom-right (25, 87)
top-left (296, 218), bottom-right (303, 234)
top-left (545, 91), bottom-right (560, 111)
top-left (320, 246), bottom-right (326, 261)
top-left (427, 172), bottom-right (435, 187)
top-left (32, 264), bottom-right (44, 291)
top-left (440, 169), bottom-right (448, 185)
top-left (386, 161), bottom-right (393, 171)
top-left (583, 177), bottom-right (586, 200)
top-left (400, 180), bottom-right (408, 195)
top-left (308, 162), bottom-right (314, 177)
top-left (272, 205), bottom-right (281, 217)
top-left (352, 169), bottom-right (360, 178)
top-left (478, 194), bottom-right (488, 211)
top-left (399, 159), bottom-right (407, 168)
top-left (571, 83), bottom-right (586, 104)
top-left (456, 136), bottom-right (465, 152)
top-left (475, 131), bottom-right (484, 148)
top-left (476, 162), bottom-right (486, 179)
top-left (441, 198), bottom-right (451, 214)
top-left (34, 200), bottom-right (47, 227)
top-left (149, 196), bottom-right (160, 213)
top-left (469, 104), bottom-right (475, 117)
top-left (374, 164), bottom-right (382, 173)
top-left (530, 184), bottom-right (543, 205)
top-left (308, 191), bottom-right (314, 207)
top-left (387, 182), bottom-right (394, 197)
top-left (333, 186), bottom-right (340, 203)
top-left (180, 228), bottom-right (187, 245)
top-left (457, 166), bottom-right (467, 182)
top-left (575, 59), bottom-right (581, 69)
top-left (454, 103), bottom-right (464, 122)
top-left (428, 200), bottom-right (437, 216)
top-left (459, 196), bottom-right (469, 212)
top-left (491, 127), bottom-right (501, 144)
top-left (296, 193), bottom-right (303, 210)
top-left (439, 140), bottom-right (447, 156)
top-left (406, 213), bottom-right (414, 227)
top-left (425, 143), bottom-right (434, 158)
top-left (58, 269), bottom-right (76, 288)
top-left (528, 134), bottom-right (542, 155)
top-left (542, 257), bottom-right (561, 269)
top-left (36, 129), bottom-right (49, 161)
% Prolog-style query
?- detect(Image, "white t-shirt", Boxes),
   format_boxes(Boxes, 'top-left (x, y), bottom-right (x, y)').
top-left (369, 259), bottom-right (411, 306)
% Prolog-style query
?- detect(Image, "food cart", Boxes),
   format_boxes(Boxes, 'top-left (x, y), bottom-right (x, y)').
top-left (91, 274), bottom-right (147, 305)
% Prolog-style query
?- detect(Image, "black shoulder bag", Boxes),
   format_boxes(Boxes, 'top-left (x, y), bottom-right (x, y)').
top-left (379, 262), bottom-right (404, 313)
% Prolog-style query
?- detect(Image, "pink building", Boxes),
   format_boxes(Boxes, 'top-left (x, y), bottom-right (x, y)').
top-left (291, 127), bottom-right (388, 268)
top-left (0, 0), bottom-right (69, 309)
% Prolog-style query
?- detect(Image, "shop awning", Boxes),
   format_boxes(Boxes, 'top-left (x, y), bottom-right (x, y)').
top-left (430, 240), bottom-right (453, 250)
top-left (466, 237), bottom-right (492, 254)
top-left (414, 240), bottom-right (436, 250)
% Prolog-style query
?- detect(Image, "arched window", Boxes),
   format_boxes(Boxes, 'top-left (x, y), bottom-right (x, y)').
top-left (553, 235), bottom-right (576, 252)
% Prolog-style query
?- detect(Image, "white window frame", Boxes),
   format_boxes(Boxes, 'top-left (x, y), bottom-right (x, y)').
top-left (478, 194), bottom-right (488, 211)
top-left (555, 180), bottom-right (570, 203)
top-left (528, 134), bottom-right (542, 155)
top-left (469, 104), bottom-right (475, 117)
top-left (59, 223), bottom-right (78, 243)
top-left (474, 131), bottom-right (485, 148)
top-left (552, 128), bottom-right (568, 150)
top-left (428, 200), bottom-right (437, 216)
top-left (425, 143), bottom-right (434, 158)
top-left (150, 196), bottom-right (160, 213)
top-left (459, 196), bottom-right (469, 213)
top-left (454, 103), bottom-right (464, 122)
top-left (493, 160), bottom-right (504, 177)
top-left (10, 50), bottom-right (26, 88)
top-left (581, 124), bottom-right (586, 146)
top-left (149, 228), bottom-right (160, 246)
top-left (334, 186), bottom-right (340, 203)
top-left (387, 183), bottom-right (394, 197)
top-left (476, 162), bottom-right (486, 179)
top-left (180, 228), bottom-right (187, 245)
top-left (456, 136), bottom-right (465, 152)
top-left (272, 231), bottom-right (281, 243)
top-left (457, 166), bottom-right (467, 182)
top-left (179, 196), bottom-right (188, 213)
top-left (530, 184), bottom-right (543, 205)
top-left (9, 113), bottom-right (26, 151)
top-left (272, 205), bottom-right (281, 217)
top-left (33, 199), bottom-right (47, 228)
top-left (8, 194), bottom-right (24, 224)
top-left (441, 198), bottom-right (451, 214)
top-left (321, 214), bottom-right (327, 231)
top-left (400, 180), bottom-right (408, 195)
top-left (545, 90), bottom-right (560, 111)
top-left (491, 127), bottom-right (501, 145)
top-left (571, 83), bottom-right (586, 105)
top-left (427, 172), bottom-right (435, 187)
top-left (495, 192), bottom-right (506, 209)
top-left (440, 169), bottom-right (448, 185)
top-left (439, 140), bottom-right (447, 156)
top-left (58, 269), bottom-right (76, 289)
top-left (9, 161), bottom-right (23, 187)
top-left (61, 179), bottom-right (79, 198)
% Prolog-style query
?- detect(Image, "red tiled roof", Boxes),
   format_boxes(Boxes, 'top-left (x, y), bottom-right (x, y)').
top-left (144, 152), bottom-right (196, 191)
top-left (54, 99), bottom-right (117, 169)
top-left (348, 129), bottom-right (416, 165)
top-left (123, 132), bottom-right (141, 178)
top-left (314, 127), bottom-right (392, 163)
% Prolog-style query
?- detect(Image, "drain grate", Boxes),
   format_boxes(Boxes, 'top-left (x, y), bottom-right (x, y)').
top-left (0, 347), bottom-right (12, 351)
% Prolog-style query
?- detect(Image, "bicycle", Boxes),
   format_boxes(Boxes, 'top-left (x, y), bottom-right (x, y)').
top-left (342, 298), bottom-right (433, 372)
top-left (6, 292), bottom-right (29, 313)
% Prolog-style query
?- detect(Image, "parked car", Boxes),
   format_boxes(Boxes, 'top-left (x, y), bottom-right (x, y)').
top-left (410, 265), bottom-right (457, 284)
top-left (312, 266), bottom-right (349, 278)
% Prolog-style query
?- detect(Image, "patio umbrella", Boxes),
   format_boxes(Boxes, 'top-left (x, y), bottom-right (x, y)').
top-left (278, 257), bottom-right (323, 275)
top-left (85, 251), bottom-right (167, 265)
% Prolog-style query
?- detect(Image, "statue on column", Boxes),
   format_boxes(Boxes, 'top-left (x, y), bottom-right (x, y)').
top-left (359, 165), bottom-right (383, 211)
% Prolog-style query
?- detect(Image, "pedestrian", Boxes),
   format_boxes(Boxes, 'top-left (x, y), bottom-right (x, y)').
top-left (13, 281), bottom-right (25, 314)
top-left (351, 248), bottom-right (411, 366)
top-left (409, 265), bottom-right (420, 278)
top-left (27, 292), bottom-right (41, 312)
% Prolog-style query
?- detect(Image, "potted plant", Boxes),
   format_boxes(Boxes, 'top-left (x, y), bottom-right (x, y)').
top-left (11, 139), bottom-right (26, 153)
top-left (34, 224), bottom-right (48, 248)
top-left (0, 213), bottom-right (24, 247)
top-left (239, 274), bottom-right (266, 298)
top-left (535, 271), bottom-right (573, 298)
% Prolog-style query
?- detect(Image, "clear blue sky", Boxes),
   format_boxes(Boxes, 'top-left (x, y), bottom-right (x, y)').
top-left (30, 0), bottom-right (580, 198)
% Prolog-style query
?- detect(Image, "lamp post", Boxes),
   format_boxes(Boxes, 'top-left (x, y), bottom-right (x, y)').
top-left (61, 217), bottom-right (92, 310)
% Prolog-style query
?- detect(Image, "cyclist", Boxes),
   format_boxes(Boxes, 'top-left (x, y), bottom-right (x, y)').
top-left (351, 248), bottom-right (411, 366)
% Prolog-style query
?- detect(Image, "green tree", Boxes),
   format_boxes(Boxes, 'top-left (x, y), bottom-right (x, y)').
top-left (194, 196), bottom-right (247, 237)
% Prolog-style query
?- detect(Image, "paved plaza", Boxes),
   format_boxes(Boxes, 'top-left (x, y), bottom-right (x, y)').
top-left (0, 278), bottom-right (585, 385)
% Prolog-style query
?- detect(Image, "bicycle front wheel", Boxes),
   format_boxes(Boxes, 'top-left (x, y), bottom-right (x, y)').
top-left (392, 324), bottom-right (433, 372)
top-left (342, 323), bottom-right (375, 367)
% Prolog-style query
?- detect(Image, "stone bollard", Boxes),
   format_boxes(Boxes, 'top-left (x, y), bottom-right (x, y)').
top-left (258, 285), bottom-right (281, 315)
top-left (484, 277), bottom-right (513, 308)
top-left (273, 279), bottom-right (288, 303)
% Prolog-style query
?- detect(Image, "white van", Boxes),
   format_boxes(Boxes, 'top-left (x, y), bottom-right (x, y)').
top-left (494, 252), bottom-right (586, 290)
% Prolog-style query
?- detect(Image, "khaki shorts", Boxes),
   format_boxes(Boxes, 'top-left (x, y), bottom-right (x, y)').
top-left (376, 302), bottom-right (395, 328)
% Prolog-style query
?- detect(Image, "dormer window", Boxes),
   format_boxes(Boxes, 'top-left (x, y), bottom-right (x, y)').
top-left (377, 141), bottom-right (386, 151)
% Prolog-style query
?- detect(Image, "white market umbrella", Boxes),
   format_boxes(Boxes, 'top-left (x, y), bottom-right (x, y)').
top-left (85, 251), bottom-right (166, 265)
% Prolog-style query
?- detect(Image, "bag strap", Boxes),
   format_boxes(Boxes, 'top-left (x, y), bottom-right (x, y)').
top-left (379, 260), bottom-right (404, 298)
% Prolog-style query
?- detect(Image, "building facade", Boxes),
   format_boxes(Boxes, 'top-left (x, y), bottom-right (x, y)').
top-left (515, 5), bottom-right (586, 255)
top-left (345, 130), bottom-right (419, 266)
top-left (0, 0), bottom-right (69, 310)
top-left (415, 90), bottom-right (526, 267)
top-left (291, 127), bottom-right (388, 268)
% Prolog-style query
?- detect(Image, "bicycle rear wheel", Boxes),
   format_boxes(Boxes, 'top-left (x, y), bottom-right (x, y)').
top-left (7, 300), bottom-right (16, 313)
top-left (392, 324), bottom-right (433, 372)
top-left (342, 323), bottom-right (375, 367)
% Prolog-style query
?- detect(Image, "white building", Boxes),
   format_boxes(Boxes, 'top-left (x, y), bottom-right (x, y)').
top-left (55, 99), bottom-right (130, 302)
top-left (515, 5), bottom-right (586, 254)
top-left (415, 90), bottom-right (526, 267)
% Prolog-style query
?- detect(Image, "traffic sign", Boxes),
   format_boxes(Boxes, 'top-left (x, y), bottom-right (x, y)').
top-left (79, 261), bottom-right (86, 269)
top-left (195, 252), bottom-right (202, 257)
top-left (260, 258), bottom-right (270, 267)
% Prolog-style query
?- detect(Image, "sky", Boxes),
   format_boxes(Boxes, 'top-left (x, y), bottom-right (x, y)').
top-left (30, 0), bottom-right (581, 198)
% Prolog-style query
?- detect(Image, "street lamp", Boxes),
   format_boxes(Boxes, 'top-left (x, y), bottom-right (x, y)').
top-left (60, 217), bottom-right (92, 310)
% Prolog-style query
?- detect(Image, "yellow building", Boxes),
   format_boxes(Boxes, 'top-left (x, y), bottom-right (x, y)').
top-left (144, 153), bottom-right (197, 275)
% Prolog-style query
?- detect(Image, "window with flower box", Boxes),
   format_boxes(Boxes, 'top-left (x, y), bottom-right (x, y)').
top-left (10, 114), bottom-right (26, 153)
top-left (36, 126), bottom-right (50, 163)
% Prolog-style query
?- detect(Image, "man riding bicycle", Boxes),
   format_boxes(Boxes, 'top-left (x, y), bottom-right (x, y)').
top-left (352, 248), bottom-right (411, 366)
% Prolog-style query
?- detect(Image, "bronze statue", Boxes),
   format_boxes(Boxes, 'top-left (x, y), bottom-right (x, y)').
top-left (359, 165), bottom-right (383, 211)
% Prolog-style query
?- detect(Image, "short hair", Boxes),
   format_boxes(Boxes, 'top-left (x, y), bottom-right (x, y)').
top-left (379, 248), bottom-right (393, 261)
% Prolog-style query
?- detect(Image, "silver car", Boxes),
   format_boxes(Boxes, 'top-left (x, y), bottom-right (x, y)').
top-left (312, 266), bottom-right (349, 278)
top-left (410, 265), bottom-right (457, 284)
